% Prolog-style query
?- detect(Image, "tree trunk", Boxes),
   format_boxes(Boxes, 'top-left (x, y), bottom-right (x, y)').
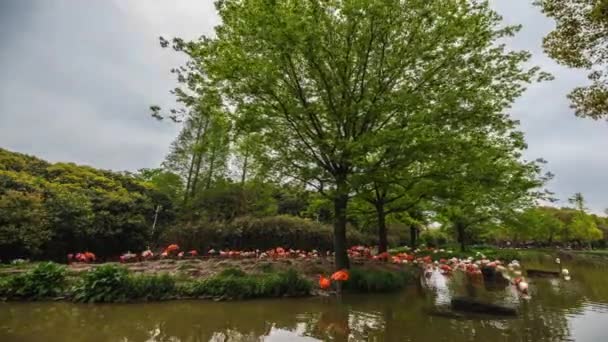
top-left (333, 178), bottom-right (350, 270)
top-left (183, 152), bottom-right (196, 204)
top-left (410, 225), bottom-right (417, 248)
top-left (376, 202), bottom-right (388, 253)
top-left (188, 118), bottom-right (210, 199)
top-left (457, 222), bottom-right (466, 252)
top-left (240, 144), bottom-right (249, 185)
top-left (204, 143), bottom-right (217, 190)
top-left (183, 118), bottom-right (206, 204)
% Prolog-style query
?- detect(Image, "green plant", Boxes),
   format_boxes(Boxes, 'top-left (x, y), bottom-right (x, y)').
top-left (127, 273), bottom-right (176, 301)
top-left (72, 265), bottom-right (130, 303)
top-left (179, 268), bottom-right (311, 299)
top-left (0, 262), bottom-right (66, 299)
top-left (419, 230), bottom-right (450, 248)
top-left (218, 268), bottom-right (247, 277)
top-left (345, 268), bottom-right (412, 293)
top-left (272, 269), bottom-right (312, 296)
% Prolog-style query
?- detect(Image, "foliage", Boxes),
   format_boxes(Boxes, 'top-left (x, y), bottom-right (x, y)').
top-left (160, 215), bottom-right (406, 252)
top-left (72, 265), bottom-right (131, 303)
top-left (127, 273), bottom-right (176, 301)
top-left (495, 194), bottom-right (605, 246)
top-left (188, 180), bottom-right (279, 221)
top-left (179, 268), bottom-right (311, 299)
top-left (495, 207), bottom-right (565, 243)
top-left (418, 230), bottom-right (450, 248)
top-left (0, 262), bottom-right (66, 299)
top-left (535, 0), bottom-right (608, 119)
top-left (153, 90), bottom-right (231, 206)
top-left (345, 268), bottom-right (412, 293)
top-left (161, 0), bottom-right (546, 269)
top-left (0, 148), bottom-right (174, 260)
top-left (135, 168), bottom-right (184, 204)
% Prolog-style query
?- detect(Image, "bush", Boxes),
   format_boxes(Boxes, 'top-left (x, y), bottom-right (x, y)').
top-left (127, 273), bottom-right (176, 301)
top-left (72, 264), bottom-right (130, 303)
top-left (162, 215), bottom-right (371, 252)
top-left (344, 268), bottom-right (412, 293)
top-left (179, 268), bottom-right (312, 299)
top-left (0, 262), bottom-right (66, 299)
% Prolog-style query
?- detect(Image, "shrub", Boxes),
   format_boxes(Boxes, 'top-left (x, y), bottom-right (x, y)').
top-left (127, 273), bottom-right (176, 301)
top-left (271, 269), bottom-right (312, 296)
top-left (72, 264), bottom-right (130, 303)
top-left (218, 268), bottom-right (247, 277)
top-left (0, 262), bottom-right (66, 299)
top-left (179, 268), bottom-right (311, 299)
top-left (161, 215), bottom-right (402, 252)
top-left (344, 268), bottom-right (412, 293)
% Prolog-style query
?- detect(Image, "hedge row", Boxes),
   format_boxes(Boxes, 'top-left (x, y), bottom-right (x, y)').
top-left (160, 215), bottom-right (409, 252)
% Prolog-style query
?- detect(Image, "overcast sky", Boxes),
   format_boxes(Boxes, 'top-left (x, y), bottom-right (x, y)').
top-left (0, 0), bottom-right (607, 213)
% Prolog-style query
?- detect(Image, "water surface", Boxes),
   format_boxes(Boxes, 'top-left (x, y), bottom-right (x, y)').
top-left (2, 258), bottom-right (608, 341)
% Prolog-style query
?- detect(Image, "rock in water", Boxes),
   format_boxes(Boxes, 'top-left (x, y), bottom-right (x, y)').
top-left (451, 297), bottom-right (518, 316)
top-left (481, 266), bottom-right (509, 286)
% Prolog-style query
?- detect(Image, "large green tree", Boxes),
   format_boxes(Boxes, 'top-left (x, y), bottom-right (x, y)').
top-left (535, 0), bottom-right (608, 120)
top-left (163, 0), bottom-right (546, 268)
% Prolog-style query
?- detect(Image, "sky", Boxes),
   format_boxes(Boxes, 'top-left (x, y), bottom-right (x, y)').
top-left (0, 0), bottom-right (607, 213)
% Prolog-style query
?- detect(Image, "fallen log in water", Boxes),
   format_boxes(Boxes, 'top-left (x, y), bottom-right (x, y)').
top-left (451, 297), bottom-right (518, 316)
top-left (526, 269), bottom-right (560, 278)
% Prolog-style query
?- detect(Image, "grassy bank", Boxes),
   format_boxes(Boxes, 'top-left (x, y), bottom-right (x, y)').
top-left (0, 259), bottom-right (415, 303)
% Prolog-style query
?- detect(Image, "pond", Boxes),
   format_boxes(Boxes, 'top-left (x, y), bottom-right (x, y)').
top-left (2, 258), bottom-right (608, 341)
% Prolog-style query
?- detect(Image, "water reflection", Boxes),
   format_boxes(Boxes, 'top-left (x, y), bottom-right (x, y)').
top-left (2, 259), bottom-right (608, 341)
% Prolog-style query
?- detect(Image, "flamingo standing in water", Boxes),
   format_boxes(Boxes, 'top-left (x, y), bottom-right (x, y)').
top-left (318, 275), bottom-right (331, 290)
top-left (331, 269), bottom-right (350, 296)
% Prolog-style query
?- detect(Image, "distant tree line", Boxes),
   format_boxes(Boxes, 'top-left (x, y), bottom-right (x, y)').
top-left (0, 148), bottom-right (173, 261)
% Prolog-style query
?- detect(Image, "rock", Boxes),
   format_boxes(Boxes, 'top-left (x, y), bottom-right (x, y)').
top-left (481, 267), bottom-right (509, 286)
top-left (451, 297), bottom-right (517, 316)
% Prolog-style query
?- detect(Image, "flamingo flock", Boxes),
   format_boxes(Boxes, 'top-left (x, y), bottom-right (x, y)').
top-left (66, 244), bottom-right (572, 296)
top-left (67, 252), bottom-right (96, 263)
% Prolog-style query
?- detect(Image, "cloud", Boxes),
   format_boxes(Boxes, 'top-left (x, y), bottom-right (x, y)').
top-left (0, 0), bottom-right (606, 212)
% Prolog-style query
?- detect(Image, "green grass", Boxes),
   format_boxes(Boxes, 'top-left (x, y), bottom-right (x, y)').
top-left (179, 268), bottom-right (311, 300)
top-left (2, 263), bottom-right (312, 303)
top-left (344, 268), bottom-right (413, 293)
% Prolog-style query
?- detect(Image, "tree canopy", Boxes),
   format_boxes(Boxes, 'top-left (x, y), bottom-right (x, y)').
top-left (0, 148), bottom-right (174, 260)
top-left (536, 0), bottom-right (608, 120)
top-left (159, 0), bottom-right (548, 268)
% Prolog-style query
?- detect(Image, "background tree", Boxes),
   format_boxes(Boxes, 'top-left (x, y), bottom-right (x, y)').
top-left (0, 148), bottom-right (173, 260)
top-left (162, 0), bottom-right (546, 269)
top-left (434, 138), bottom-right (548, 251)
top-left (567, 192), bottom-right (603, 247)
top-left (535, 0), bottom-right (608, 120)
top-left (153, 91), bottom-right (231, 206)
